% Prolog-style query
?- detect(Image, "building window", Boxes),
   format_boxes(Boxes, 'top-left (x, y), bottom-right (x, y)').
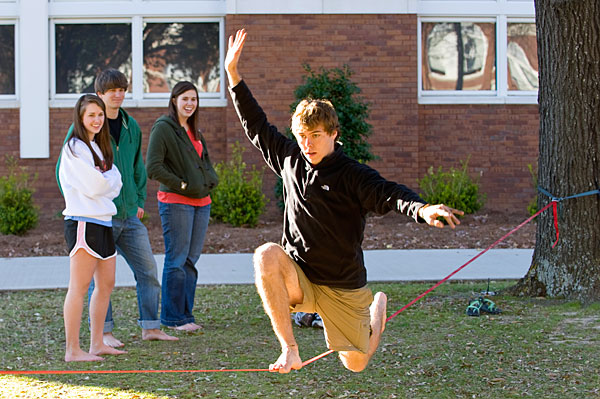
top-left (0, 23), bottom-right (15, 95)
top-left (418, 0), bottom-right (537, 104)
top-left (422, 22), bottom-right (496, 91)
top-left (143, 22), bottom-right (220, 95)
top-left (50, 17), bottom-right (224, 106)
top-left (54, 22), bottom-right (132, 94)
top-left (507, 22), bottom-right (538, 91)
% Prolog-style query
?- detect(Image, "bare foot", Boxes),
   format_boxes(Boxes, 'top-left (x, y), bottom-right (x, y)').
top-left (169, 322), bottom-right (202, 332)
top-left (188, 322), bottom-right (203, 330)
top-left (103, 332), bottom-right (125, 348)
top-left (142, 328), bottom-right (179, 341)
top-left (65, 348), bottom-right (104, 362)
top-left (90, 344), bottom-right (127, 357)
top-left (367, 292), bottom-right (387, 356)
top-left (269, 345), bottom-right (303, 373)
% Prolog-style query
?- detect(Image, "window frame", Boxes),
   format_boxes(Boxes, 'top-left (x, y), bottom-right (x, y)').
top-left (505, 17), bottom-right (537, 97)
top-left (49, 14), bottom-right (225, 108)
top-left (139, 17), bottom-right (225, 102)
top-left (50, 18), bottom-right (133, 102)
top-left (0, 19), bottom-right (18, 107)
top-left (419, 17), bottom-right (498, 101)
top-left (417, 0), bottom-right (537, 104)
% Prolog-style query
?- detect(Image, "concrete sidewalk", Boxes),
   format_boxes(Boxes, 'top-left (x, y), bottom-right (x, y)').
top-left (0, 249), bottom-right (534, 291)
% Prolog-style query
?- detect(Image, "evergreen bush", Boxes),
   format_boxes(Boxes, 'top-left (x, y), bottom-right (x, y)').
top-left (0, 157), bottom-right (39, 235)
top-left (291, 64), bottom-right (376, 163)
top-left (211, 142), bottom-right (267, 227)
top-left (275, 64), bottom-right (376, 210)
top-left (418, 158), bottom-right (485, 214)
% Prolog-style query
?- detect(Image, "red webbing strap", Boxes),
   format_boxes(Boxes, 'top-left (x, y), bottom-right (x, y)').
top-left (551, 201), bottom-right (559, 248)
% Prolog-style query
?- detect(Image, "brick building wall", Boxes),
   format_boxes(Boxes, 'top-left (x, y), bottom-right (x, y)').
top-left (0, 13), bottom-right (539, 219)
top-left (418, 105), bottom-right (539, 209)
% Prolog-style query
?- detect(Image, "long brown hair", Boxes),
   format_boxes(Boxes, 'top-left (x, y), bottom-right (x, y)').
top-left (68, 94), bottom-right (113, 171)
top-left (168, 81), bottom-right (200, 139)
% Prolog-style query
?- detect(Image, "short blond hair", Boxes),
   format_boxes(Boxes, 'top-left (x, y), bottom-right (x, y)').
top-left (291, 99), bottom-right (340, 136)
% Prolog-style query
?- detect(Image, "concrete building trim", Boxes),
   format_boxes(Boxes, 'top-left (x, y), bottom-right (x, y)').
top-left (19, 0), bottom-right (49, 158)
top-left (227, 0), bottom-right (418, 14)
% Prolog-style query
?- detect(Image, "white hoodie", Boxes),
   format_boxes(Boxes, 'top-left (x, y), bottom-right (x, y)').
top-left (59, 138), bottom-right (122, 222)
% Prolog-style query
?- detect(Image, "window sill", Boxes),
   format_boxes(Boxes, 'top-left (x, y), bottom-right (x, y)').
top-left (418, 95), bottom-right (538, 105)
top-left (49, 97), bottom-right (228, 109)
top-left (0, 100), bottom-right (19, 109)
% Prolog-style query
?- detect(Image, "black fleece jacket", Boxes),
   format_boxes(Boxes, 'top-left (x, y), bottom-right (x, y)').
top-left (230, 80), bottom-right (427, 289)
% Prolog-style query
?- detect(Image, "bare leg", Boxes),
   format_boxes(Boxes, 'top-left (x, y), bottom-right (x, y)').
top-left (253, 243), bottom-right (304, 373)
top-left (64, 250), bottom-right (103, 362)
top-left (338, 292), bottom-right (387, 372)
top-left (89, 257), bottom-right (127, 357)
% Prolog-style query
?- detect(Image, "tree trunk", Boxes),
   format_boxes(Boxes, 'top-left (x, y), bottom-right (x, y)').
top-left (510, 0), bottom-right (600, 302)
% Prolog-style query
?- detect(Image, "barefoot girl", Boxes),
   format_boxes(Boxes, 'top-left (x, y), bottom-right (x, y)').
top-left (58, 94), bottom-right (126, 361)
top-left (146, 82), bottom-right (218, 332)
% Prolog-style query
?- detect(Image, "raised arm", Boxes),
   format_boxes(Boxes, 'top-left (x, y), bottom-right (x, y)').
top-left (225, 28), bottom-right (247, 88)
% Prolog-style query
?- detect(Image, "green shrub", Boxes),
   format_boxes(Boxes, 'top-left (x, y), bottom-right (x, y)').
top-left (526, 163), bottom-right (538, 216)
top-left (275, 64), bottom-right (377, 211)
top-left (292, 64), bottom-right (376, 163)
top-left (211, 142), bottom-right (267, 227)
top-left (274, 177), bottom-right (285, 212)
top-left (0, 157), bottom-right (39, 235)
top-left (417, 158), bottom-right (485, 214)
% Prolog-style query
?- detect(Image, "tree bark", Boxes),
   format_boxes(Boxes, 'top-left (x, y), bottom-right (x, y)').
top-left (510, 0), bottom-right (600, 302)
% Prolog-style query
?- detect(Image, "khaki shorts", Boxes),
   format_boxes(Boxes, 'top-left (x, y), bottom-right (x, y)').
top-left (291, 261), bottom-right (373, 353)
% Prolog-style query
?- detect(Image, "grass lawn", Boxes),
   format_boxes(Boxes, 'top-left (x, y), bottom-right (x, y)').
top-left (1, 281), bottom-right (599, 398)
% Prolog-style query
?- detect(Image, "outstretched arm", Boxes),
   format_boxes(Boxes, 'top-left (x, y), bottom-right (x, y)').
top-left (418, 204), bottom-right (464, 229)
top-left (225, 28), bottom-right (247, 88)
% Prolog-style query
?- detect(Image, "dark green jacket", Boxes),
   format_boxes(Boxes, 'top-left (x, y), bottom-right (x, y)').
top-left (146, 115), bottom-right (218, 198)
top-left (55, 108), bottom-right (147, 219)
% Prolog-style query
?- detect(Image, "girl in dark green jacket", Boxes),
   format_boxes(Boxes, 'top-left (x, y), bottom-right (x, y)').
top-left (146, 81), bottom-right (218, 331)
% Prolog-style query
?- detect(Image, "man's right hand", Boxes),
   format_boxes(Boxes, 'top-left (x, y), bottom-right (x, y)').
top-left (225, 28), bottom-right (247, 88)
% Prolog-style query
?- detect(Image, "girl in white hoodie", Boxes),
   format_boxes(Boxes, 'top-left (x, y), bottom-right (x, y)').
top-left (58, 94), bottom-right (125, 362)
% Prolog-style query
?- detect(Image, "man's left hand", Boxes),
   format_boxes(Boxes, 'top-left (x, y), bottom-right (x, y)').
top-left (419, 204), bottom-right (464, 229)
top-left (137, 207), bottom-right (145, 219)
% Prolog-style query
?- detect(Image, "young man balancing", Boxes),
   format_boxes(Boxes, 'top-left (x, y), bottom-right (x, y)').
top-left (224, 29), bottom-right (463, 373)
top-left (57, 69), bottom-right (177, 346)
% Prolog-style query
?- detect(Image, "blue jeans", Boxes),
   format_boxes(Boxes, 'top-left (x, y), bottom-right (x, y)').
top-left (88, 216), bottom-right (161, 331)
top-left (158, 201), bottom-right (210, 327)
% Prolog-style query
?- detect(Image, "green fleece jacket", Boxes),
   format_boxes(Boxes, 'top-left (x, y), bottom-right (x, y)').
top-left (55, 108), bottom-right (147, 219)
top-left (146, 115), bottom-right (218, 198)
